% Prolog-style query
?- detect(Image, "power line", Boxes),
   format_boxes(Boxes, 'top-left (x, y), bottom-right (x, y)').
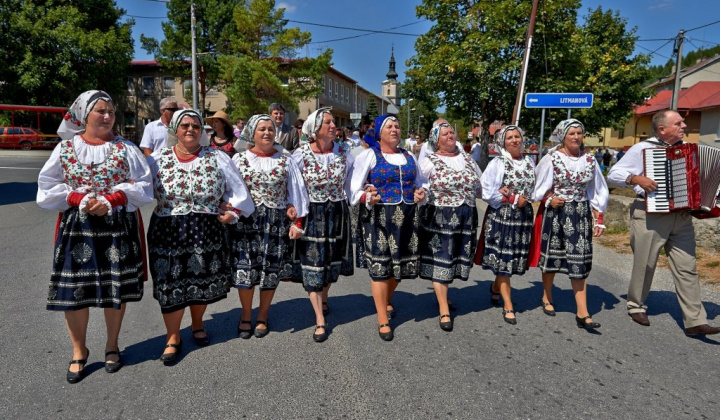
top-left (287, 19), bottom-right (422, 36)
top-left (309, 21), bottom-right (425, 45)
top-left (685, 19), bottom-right (720, 33)
top-left (687, 38), bottom-right (720, 46)
top-left (637, 38), bottom-right (674, 42)
top-left (636, 39), bottom-right (674, 60)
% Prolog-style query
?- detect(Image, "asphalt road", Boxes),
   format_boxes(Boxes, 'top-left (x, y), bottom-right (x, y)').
top-left (1, 151), bottom-right (719, 420)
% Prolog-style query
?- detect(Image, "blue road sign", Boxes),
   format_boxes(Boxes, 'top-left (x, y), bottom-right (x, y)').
top-left (524, 92), bottom-right (594, 108)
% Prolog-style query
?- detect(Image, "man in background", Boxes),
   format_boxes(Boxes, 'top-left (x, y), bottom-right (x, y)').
top-left (269, 103), bottom-right (299, 152)
top-left (140, 97), bottom-right (178, 156)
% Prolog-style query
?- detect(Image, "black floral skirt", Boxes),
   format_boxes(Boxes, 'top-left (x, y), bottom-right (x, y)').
top-left (481, 204), bottom-right (534, 277)
top-left (147, 213), bottom-right (231, 313)
top-left (47, 208), bottom-right (144, 311)
top-left (538, 201), bottom-right (594, 280)
top-left (291, 200), bottom-right (354, 291)
top-left (229, 204), bottom-right (292, 290)
top-left (358, 203), bottom-right (420, 281)
top-left (419, 204), bottom-right (478, 283)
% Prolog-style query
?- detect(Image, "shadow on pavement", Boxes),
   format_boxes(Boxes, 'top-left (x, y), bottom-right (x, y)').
top-left (0, 182), bottom-right (37, 205)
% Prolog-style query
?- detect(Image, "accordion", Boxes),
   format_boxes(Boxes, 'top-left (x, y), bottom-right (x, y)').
top-left (643, 143), bottom-right (720, 215)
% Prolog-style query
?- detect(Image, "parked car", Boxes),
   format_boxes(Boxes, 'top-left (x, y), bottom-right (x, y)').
top-left (0, 127), bottom-right (43, 150)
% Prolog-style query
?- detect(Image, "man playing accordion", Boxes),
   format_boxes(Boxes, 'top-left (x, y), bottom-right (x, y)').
top-left (608, 109), bottom-right (720, 337)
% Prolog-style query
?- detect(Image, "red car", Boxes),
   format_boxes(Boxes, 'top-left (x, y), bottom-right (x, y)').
top-left (0, 127), bottom-right (44, 150)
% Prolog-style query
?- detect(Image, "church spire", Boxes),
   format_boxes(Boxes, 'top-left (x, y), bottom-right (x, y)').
top-left (386, 45), bottom-right (398, 81)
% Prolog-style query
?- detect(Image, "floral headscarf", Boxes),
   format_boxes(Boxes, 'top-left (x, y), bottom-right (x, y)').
top-left (239, 114), bottom-right (277, 145)
top-left (57, 90), bottom-right (113, 140)
top-left (549, 119), bottom-right (584, 144)
top-left (427, 122), bottom-right (452, 152)
top-left (300, 107), bottom-right (332, 144)
top-left (166, 109), bottom-right (209, 147)
top-left (494, 125), bottom-right (525, 160)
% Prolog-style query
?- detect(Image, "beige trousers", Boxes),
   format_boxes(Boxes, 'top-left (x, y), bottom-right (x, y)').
top-left (628, 199), bottom-right (707, 328)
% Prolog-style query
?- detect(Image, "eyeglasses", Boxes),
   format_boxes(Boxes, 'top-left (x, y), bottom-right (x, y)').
top-left (178, 123), bottom-right (201, 130)
top-left (164, 107), bottom-right (180, 112)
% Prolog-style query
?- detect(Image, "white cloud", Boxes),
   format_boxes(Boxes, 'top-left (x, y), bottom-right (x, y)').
top-left (648, 0), bottom-right (674, 11)
top-left (277, 2), bottom-right (297, 13)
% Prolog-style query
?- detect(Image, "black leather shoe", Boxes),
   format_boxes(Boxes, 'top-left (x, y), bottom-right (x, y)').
top-left (684, 324), bottom-right (720, 336)
top-left (439, 314), bottom-right (453, 332)
top-left (160, 340), bottom-right (182, 365)
top-left (313, 325), bottom-right (328, 342)
top-left (502, 309), bottom-right (517, 325)
top-left (254, 320), bottom-right (269, 338)
top-left (629, 312), bottom-right (650, 326)
top-left (378, 323), bottom-right (393, 341)
top-left (192, 329), bottom-right (210, 347)
top-left (66, 348), bottom-right (89, 384)
top-left (489, 284), bottom-right (502, 307)
top-left (238, 320), bottom-right (253, 339)
top-left (104, 349), bottom-right (122, 374)
top-left (541, 301), bottom-right (556, 316)
top-left (576, 315), bottom-right (601, 330)
top-left (322, 301), bottom-right (330, 316)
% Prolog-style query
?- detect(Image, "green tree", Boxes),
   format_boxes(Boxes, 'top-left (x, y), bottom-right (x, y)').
top-left (219, 0), bottom-right (332, 118)
top-left (365, 98), bottom-right (380, 123)
top-left (0, 0), bottom-right (134, 106)
top-left (407, 1), bottom-right (649, 136)
top-left (141, 0), bottom-right (237, 113)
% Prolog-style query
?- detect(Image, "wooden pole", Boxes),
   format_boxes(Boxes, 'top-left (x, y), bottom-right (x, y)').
top-left (512, 0), bottom-right (540, 126)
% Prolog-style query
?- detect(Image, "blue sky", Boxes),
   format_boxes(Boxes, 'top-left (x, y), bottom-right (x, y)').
top-left (118, 0), bottom-right (720, 98)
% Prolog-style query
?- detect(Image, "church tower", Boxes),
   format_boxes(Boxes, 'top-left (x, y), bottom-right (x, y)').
top-left (382, 46), bottom-right (400, 107)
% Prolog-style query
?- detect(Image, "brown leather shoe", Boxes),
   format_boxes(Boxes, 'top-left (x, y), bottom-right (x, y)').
top-left (629, 312), bottom-right (650, 326)
top-left (684, 324), bottom-right (720, 336)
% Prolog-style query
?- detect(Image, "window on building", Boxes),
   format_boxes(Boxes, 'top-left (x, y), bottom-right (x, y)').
top-left (124, 112), bottom-right (136, 127)
top-left (328, 78), bottom-right (333, 97)
top-left (279, 76), bottom-right (289, 87)
top-left (335, 82), bottom-right (338, 100)
top-left (142, 77), bottom-right (155, 96)
top-left (127, 78), bottom-right (135, 95)
top-left (183, 78), bottom-right (192, 98)
top-left (163, 77), bottom-right (175, 96)
top-left (339, 85), bottom-right (344, 102)
top-left (346, 87), bottom-right (350, 104)
top-left (618, 128), bottom-right (625, 138)
top-left (322, 76), bottom-right (326, 96)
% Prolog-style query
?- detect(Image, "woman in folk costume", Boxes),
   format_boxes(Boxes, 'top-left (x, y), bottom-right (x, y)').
top-left (530, 119), bottom-right (609, 330)
top-left (147, 109), bottom-right (253, 364)
top-left (350, 114), bottom-right (427, 341)
top-left (290, 107), bottom-right (354, 342)
top-left (230, 114), bottom-right (309, 339)
top-left (418, 122), bottom-right (482, 332)
top-left (475, 126), bottom-right (535, 325)
top-left (37, 90), bottom-right (153, 382)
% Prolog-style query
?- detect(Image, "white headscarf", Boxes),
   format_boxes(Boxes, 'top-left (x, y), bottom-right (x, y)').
top-left (57, 90), bottom-right (113, 140)
top-left (166, 109), bottom-right (209, 148)
top-left (494, 125), bottom-right (524, 160)
top-left (300, 107), bottom-right (332, 144)
top-left (547, 119), bottom-right (584, 154)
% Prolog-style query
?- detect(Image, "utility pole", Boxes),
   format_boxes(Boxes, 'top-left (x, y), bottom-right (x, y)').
top-left (511, 0), bottom-right (540, 126)
top-left (191, 1), bottom-right (198, 111)
top-left (670, 29), bottom-right (684, 111)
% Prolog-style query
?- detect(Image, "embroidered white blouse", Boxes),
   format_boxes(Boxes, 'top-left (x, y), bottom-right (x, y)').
top-left (531, 151), bottom-right (609, 212)
top-left (37, 136), bottom-right (153, 212)
top-left (232, 149), bottom-right (309, 217)
top-left (291, 143), bottom-right (354, 203)
top-left (481, 155), bottom-right (536, 209)
top-left (148, 147), bottom-right (255, 217)
top-left (418, 152), bottom-right (483, 207)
